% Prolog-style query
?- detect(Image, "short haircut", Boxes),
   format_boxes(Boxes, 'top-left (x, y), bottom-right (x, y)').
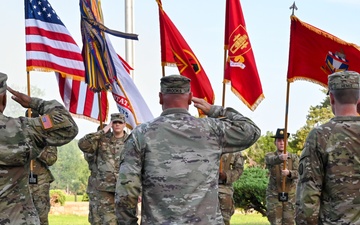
top-left (332, 89), bottom-right (359, 104)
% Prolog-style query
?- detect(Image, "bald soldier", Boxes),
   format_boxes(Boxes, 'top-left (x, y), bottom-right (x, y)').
top-left (296, 71), bottom-right (360, 225)
top-left (115, 74), bottom-right (261, 225)
top-left (0, 72), bottom-right (78, 224)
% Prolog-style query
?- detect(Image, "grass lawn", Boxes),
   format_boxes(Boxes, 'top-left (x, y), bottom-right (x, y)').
top-left (231, 213), bottom-right (270, 225)
top-left (49, 213), bottom-right (268, 225)
top-left (64, 194), bottom-right (84, 202)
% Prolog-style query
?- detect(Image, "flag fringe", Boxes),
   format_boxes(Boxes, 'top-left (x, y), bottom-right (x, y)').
top-left (27, 66), bottom-right (85, 81)
top-left (292, 16), bottom-right (360, 51)
top-left (230, 87), bottom-right (265, 111)
top-left (162, 62), bottom-right (177, 67)
top-left (287, 76), bottom-right (327, 88)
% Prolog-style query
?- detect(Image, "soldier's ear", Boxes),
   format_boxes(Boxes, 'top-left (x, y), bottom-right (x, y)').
top-left (0, 93), bottom-right (6, 113)
top-left (159, 92), bottom-right (163, 105)
top-left (187, 92), bottom-right (193, 105)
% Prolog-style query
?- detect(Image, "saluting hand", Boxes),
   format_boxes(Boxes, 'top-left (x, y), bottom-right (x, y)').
top-left (7, 86), bottom-right (32, 108)
top-left (102, 122), bottom-right (112, 134)
top-left (192, 97), bottom-right (211, 115)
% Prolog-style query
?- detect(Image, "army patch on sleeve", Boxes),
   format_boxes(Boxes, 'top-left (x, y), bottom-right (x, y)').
top-left (40, 115), bottom-right (53, 130)
top-left (298, 163), bottom-right (303, 176)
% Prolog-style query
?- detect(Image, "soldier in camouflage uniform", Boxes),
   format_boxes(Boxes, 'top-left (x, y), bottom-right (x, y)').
top-left (218, 152), bottom-right (244, 225)
top-left (83, 124), bottom-right (106, 225)
top-left (26, 110), bottom-right (58, 225)
top-left (78, 114), bottom-right (128, 225)
top-left (265, 128), bottom-right (299, 225)
top-left (0, 72), bottom-right (78, 224)
top-left (115, 74), bottom-right (261, 225)
top-left (295, 71), bottom-right (360, 225)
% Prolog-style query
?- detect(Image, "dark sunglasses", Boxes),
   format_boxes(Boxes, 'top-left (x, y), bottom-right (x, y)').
top-left (113, 121), bottom-right (124, 124)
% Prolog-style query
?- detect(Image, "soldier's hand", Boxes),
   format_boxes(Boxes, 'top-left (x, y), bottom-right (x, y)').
top-left (103, 122), bottom-right (112, 134)
top-left (281, 169), bottom-right (290, 177)
top-left (192, 97), bottom-right (211, 115)
top-left (279, 153), bottom-right (288, 161)
top-left (7, 86), bottom-right (32, 108)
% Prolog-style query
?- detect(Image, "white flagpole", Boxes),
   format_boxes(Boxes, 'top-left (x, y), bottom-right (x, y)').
top-left (125, 0), bottom-right (135, 79)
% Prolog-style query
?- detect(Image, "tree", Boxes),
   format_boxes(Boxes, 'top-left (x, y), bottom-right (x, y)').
top-left (50, 140), bottom-right (89, 196)
top-left (289, 92), bottom-right (332, 153)
top-left (233, 167), bottom-right (268, 216)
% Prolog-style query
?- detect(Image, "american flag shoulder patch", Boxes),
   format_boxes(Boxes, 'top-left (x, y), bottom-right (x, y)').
top-left (40, 115), bottom-right (53, 130)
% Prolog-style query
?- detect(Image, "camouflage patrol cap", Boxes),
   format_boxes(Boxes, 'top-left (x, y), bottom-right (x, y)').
top-left (328, 71), bottom-right (360, 93)
top-left (0, 72), bottom-right (8, 94)
top-left (111, 113), bottom-right (125, 123)
top-left (160, 74), bottom-right (191, 94)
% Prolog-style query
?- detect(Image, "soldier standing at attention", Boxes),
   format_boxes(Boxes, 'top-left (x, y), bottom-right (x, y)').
top-left (26, 109), bottom-right (58, 225)
top-left (295, 71), bottom-right (360, 225)
top-left (83, 124), bottom-right (106, 225)
top-left (218, 152), bottom-right (244, 225)
top-left (115, 74), bottom-right (261, 225)
top-left (265, 128), bottom-right (299, 225)
top-left (0, 72), bottom-right (78, 224)
top-left (78, 114), bottom-right (128, 225)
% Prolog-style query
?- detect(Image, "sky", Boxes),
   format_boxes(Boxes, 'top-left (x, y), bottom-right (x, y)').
top-left (1, 0), bottom-right (360, 139)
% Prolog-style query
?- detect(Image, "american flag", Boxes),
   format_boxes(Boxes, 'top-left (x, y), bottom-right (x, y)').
top-left (25, 0), bottom-right (108, 122)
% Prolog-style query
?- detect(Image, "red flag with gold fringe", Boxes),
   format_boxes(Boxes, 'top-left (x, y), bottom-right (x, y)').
top-left (224, 0), bottom-right (264, 111)
top-left (287, 16), bottom-right (360, 87)
top-left (157, 0), bottom-right (215, 108)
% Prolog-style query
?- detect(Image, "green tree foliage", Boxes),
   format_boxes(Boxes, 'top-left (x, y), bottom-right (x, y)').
top-left (289, 93), bottom-right (332, 153)
top-left (233, 167), bottom-right (268, 216)
top-left (50, 189), bottom-right (66, 206)
top-left (50, 140), bottom-right (89, 196)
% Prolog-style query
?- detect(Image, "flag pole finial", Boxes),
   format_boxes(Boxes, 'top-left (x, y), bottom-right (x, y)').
top-left (289, 2), bottom-right (298, 16)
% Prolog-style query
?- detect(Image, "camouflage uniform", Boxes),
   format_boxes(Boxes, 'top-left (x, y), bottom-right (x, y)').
top-left (0, 72), bottom-right (78, 225)
top-left (84, 152), bottom-right (101, 225)
top-left (115, 73), bottom-right (260, 225)
top-left (29, 146), bottom-right (58, 225)
top-left (78, 115), bottom-right (128, 225)
top-left (218, 152), bottom-right (244, 225)
top-left (295, 71), bottom-right (360, 225)
top-left (265, 151), bottom-right (298, 225)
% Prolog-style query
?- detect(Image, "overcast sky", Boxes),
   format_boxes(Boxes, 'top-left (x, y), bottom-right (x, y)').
top-left (1, 0), bottom-right (360, 138)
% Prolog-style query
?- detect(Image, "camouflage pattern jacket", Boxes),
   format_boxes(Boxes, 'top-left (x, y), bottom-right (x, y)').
top-left (0, 98), bottom-right (78, 225)
top-left (78, 130), bottom-right (128, 192)
top-left (218, 152), bottom-right (244, 195)
top-left (31, 146), bottom-right (58, 184)
top-left (265, 151), bottom-right (299, 196)
top-left (115, 106), bottom-right (261, 225)
top-left (295, 116), bottom-right (360, 225)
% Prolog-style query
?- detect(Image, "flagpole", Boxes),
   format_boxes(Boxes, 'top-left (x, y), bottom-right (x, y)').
top-left (27, 71), bottom-right (35, 183)
top-left (279, 2), bottom-right (297, 202)
top-left (97, 93), bottom-right (103, 128)
top-left (125, 0), bottom-right (135, 79)
top-left (221, 48), bottom-right (227, 107)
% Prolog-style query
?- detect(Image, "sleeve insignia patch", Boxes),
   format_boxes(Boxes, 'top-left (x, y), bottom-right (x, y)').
top-left (40, 115), bottom-right (53, 130)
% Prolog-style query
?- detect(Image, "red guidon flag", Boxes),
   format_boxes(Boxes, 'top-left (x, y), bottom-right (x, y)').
top-left (157, 0), bottom-right (215, 112)
top-left (224, 0), bottom-right (264, 111)
top-left (287, 16), bottom-right (360, 86)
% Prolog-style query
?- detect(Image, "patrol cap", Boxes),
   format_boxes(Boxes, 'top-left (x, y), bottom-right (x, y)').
top-left (0, 72), bottom-right (8, 94)
top-left (25, 109), bottom-right (40, 118)
top-left (160, 74), bottom-right (191, 94)
top-left (111, 113), bottom-right (125, 123)
top-left (271, 128), bottom-right (290, 139)
top-left (328, 71), bottom-right (360, 94)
